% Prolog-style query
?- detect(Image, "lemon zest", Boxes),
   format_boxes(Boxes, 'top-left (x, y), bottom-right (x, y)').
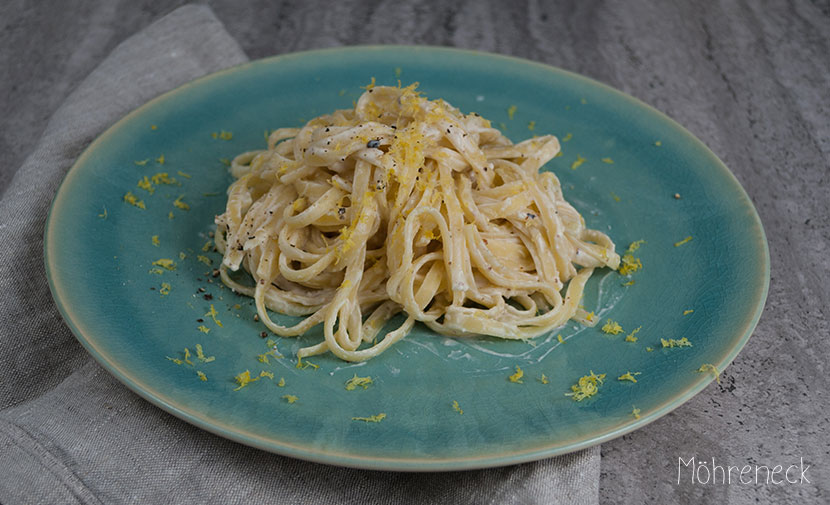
top-left (626, 240), bottom-right (646, 253)
top-left (152, 172), bottom-right (177, 185)
top-left (197, 255), bottom-right (212, 266)
top-left (632, 407), bottom-right (641, 419)
top-left (539, 374), bottom-right (549, 384)
top-left (625, 326), bottom-right (641, 342)
top-left (570, 155), bottom-right (586, 170)
top-left (601, 157), bottom-right (614, 164)
top-left (661, 337), bottom-right (692, 348)
top-left (282, 394), bottom-right (298, 403)
top-left (507, 105), bottom-right (517, 120)
top-left (233, 370), bottom-right (260, 391)
top-left (566, 371), bottom-right (605, 401)
top-left (362, 76), bottom-right (376, 90)
top-left (562, 133), bottom-right (573, 142)
top-left (683, 309), bottom-right (694, 316)
top-left (508, 365), bottom-right (524, 383)
top-left (151, 235), bottom-right (160, 246)
top-left (345, 375), bottom-right (373, 391)
top-left (159, 282), bottom-right (171, 295)
top-left (618, 255), bottom-right (642, 275)
top-left (197, 371), bottom-right (207, 381)
top-left (205, 304), bottom-right (223, 327)
top-left (195, 344), bottom-right (215, 363)
top-left (173, 195), bottom-right (190, 211)
top-left (137, 176), bottom-right (154, 194)
top-left (697, 363), bottom-right (721, 383)
top-left (618, 371), bottom-right (641, 383)
top-left (296, 356), bottom-right (319, 369)
top-left (123, 191), bottom-right (145, 209)
top-left (674, 236), bottom-right (693, 247)
top-left (211, 130), bottom-right (233, 140)
top-left (277, 377), bottom-right (285, 387)
top-left (601, 319), bottom-right (624, 335)
top-left (152, 258), bottom-right (176, 271)
top-left (452, 400), bottom-right (463, 415)
top-left (352, 413), bottom-right (386, 423)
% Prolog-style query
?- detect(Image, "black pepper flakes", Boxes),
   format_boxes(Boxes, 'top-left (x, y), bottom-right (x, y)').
top-left (367, 139), bottom-right (380, 148)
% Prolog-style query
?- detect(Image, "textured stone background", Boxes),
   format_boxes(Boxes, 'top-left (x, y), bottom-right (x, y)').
top-left (2, 1), bottom-right (828, 503)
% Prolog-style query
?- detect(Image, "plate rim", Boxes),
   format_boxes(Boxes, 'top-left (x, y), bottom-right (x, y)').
top-left (44, 45), bottom-right (771, 471)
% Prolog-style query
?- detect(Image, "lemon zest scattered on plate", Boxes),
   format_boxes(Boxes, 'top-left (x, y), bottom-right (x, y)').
top-left (173, 195), bottom-right (190, 211)
top-left (618, 371), bottom-right (641, 383)
top-left (697, 363), bottom-right (721, 383)
top-left (152, 258), bottom-right (176, 271)
top-left (566, 371), bottom-right (605, 401)
top-left (352, 413), bottom-right (386, 423)
top-left (508, 366), bottom-right (524, 383)
top-left (452, 400), bottom-right (463, 415)
top-left (205, 304), bottom-right (223, 327)
top-left (570, 155), bottom-right (586, 170)
top-left (123, 191), bottom-right (145, 209)
top-left (674, 236), bottom-right (693, 247)
top-left (661, 337), bottom-right (692, 348)
top-left (345, 375), bottom-right (373, 390)
top-left (195, 344), bottom-right (215, 363)
top-left (601, 319), bottom-right (624, 335)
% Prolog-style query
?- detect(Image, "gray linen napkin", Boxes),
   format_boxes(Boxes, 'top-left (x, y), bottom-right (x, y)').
top-left (0, 5), bottom-right (600, 504)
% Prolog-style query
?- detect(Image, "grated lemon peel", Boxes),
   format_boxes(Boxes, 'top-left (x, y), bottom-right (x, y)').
top-left (566, 371), bottom-right (605, 401)
top-left (345, 375), bottom-right (373, 391)
top-left (601, 319), bottom-right (624, 335)
top-left (508, 366), bottom-right (524, 383)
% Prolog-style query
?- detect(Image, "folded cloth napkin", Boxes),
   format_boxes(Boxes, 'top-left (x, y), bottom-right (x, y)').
top-left (0, 5), bottom-right (599, 504)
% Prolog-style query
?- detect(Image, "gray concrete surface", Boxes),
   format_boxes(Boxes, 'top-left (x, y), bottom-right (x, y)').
top-left (2, 1), bottom-right (828, 503)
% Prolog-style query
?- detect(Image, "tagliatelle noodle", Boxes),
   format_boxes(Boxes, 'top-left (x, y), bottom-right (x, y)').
top-left (215, 83), bottom-right (620, 362)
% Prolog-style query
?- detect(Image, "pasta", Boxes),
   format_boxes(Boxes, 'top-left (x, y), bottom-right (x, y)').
top-left (215, 83), bottom-right (620, 362)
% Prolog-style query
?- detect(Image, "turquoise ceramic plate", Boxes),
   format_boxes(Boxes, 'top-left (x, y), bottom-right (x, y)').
top-left (45, 46), bottom-right (768, 471)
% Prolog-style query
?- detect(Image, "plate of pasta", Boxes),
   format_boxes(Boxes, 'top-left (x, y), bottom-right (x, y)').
top-left (45, 46), bottom-right (769, 470)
